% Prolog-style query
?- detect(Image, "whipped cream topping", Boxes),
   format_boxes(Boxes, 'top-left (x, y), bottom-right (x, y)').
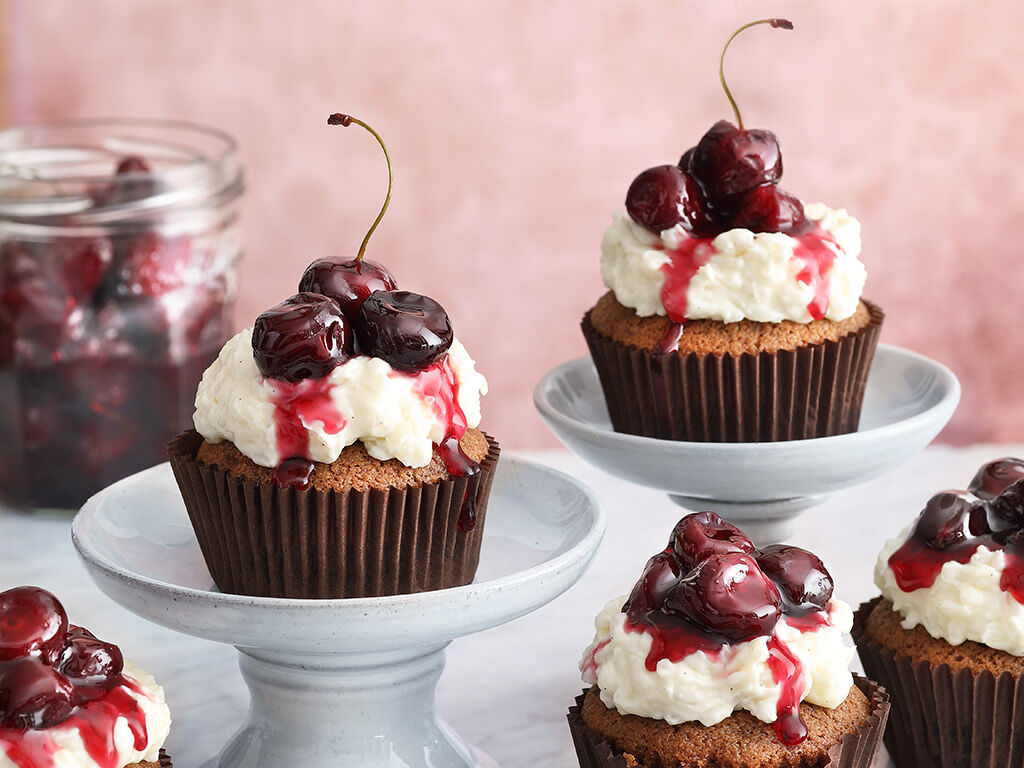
top-left (580, 595), bottom-right (854, 727)
top-left (876, 528), bottom-right (1024, 656)
top-left (0, 659), bottom-right (171, 768)
top-left (194, 329), bottom-right (487, 468)
top-left (600, 203), bottom-right (865, 324)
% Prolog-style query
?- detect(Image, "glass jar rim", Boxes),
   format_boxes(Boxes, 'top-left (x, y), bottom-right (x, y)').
top-left (0, 117), bottom-right (243, 227)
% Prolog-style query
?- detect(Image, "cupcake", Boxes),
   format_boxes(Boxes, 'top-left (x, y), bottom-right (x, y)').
top-left (0, 586), bottom-right (172, 768)
top-left (167, 114), bottom-right (499, 599)
top-left (583, 20), bottom-right (882, 442)
top-left (853, 457), bottom-right (1024, 768)
top-left (568, 512), bottom-right (889, 768)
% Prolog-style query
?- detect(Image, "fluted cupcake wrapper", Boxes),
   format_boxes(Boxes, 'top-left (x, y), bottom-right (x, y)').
top-left (581, 302), bottom-right (884, 442)
top-left (158, 750), bottom-right (172, 768)
top-left (566, 677), bottom-right (889, 768)
top-left (167, 430), bottom-right (500, 599)
top-left (853, 597), bottom-right (1024, 768)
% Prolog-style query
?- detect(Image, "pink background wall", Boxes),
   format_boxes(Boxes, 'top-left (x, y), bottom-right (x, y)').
top-left (6, 0), bottom-right (1022, 448)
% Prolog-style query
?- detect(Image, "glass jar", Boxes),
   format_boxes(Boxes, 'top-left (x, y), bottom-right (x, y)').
top-left (0, 118), bottom-right (243, 511)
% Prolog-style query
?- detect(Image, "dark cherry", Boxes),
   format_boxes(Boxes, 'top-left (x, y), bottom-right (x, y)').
top-left (354, 290), bottom-right (453, 372)
top-left (915, 491), bottom-right (990, 550)
top-left (678, 147), bottom-right (696, 172)
top-left (0, 587), bottom-right (68, 665)
top-left (625, 165), bottom-right (717, 236)
top-left (730, 184), bottom-right (809, 234)
top-left (624, 550), bottom-right (682, 616)
top-left (664, 552), bottom-right (782, 644)
top-left (94, 155), bottom-right (168, 207)
top-left (252, 292), bottom-right (349, 382)
top-left (756, 545), bottom-right (833, 616)
top-left (989, 479), bottom-right (1024, 529)
top-left (625, 165), bottom-right (685, 233)
top-left (970, 457), bottom-right (1024, 501)
top-left (670, 511), bottom-right (755, 569)
top-left (690, 120), bottom-right (783, 204)
top-left (298, 257), bottom-right (397, 322)
top-left (57, 633), bottom-right (123, 685)
top-left (0, 657), bottom-right (75, 730)
top-left (112, 232), bottom-right (192, 299)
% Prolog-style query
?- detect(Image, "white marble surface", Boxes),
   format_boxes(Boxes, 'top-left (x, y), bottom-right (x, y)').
top-left (1, 444), bottom-right (1021, 767)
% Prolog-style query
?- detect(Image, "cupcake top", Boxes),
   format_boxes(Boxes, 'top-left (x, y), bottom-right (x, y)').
top-left (193, 268), bottom-right (487, 472)
top-left (0, 587), bottom-right (171, 768)
top-left (875, 457), bottom-right (1024, 656)
top-left (580, 513), bottom-right (854, 746)
top-left (602, 101), bottom-right (866, 324)
top-left (195, 115), bottom-right (490, 490)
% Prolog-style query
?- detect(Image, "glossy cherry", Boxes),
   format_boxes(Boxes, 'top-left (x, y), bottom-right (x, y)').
top-left (0, 587), bottom-right (68, 665)
top-left (298, 257), bottom-right (397, 322)
top-left (730, 184), bottom-right (808, 234)
top-left (915, 491), bottom-right (990, 550)
top-left (664, 552), bottom-right (782, 643)
top-left (670, 511), bottom-right (755, 568)
top-left (354, 290), bottom-right (453, 372)
top-left (624, 550), bottom-right (682, 617)
top-left (970, 457), bottom-right (1024, 501)
top-left (0, 657), bottom-right (75, 730)
top-left (57, 632), bottom-right (124, 685)
top-left (756, 545), bottom-right (833, 616)
top-left (690, 120), bottom-right (783, 206)
top-left (252, 292), bottom-right (349, 382)
top-left (989, 480), bottom-right (1024, 529)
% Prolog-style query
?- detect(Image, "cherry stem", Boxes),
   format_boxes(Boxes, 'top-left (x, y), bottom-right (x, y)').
top-left (328, 113), bottom-right (392, 263)
top-left (718, 18), bottom-right (793, 130)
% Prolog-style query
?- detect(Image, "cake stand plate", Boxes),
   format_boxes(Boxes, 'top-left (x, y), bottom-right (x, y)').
top-left (72, 457), bottom-right (605, 768)
top-left (534, 344), bottom-right (959, 543)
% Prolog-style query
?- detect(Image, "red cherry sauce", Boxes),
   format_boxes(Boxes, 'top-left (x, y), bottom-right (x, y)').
top-left (657, 225), bottom-right (840, 325)
top-left (0, 686), bottom-right (148, 768)
top-left (406, 357), bottom-right (482, 532)
top-left (268, 377), bottom-right (346, 490)
top-left (784, 609), bottom-right (831, 633)
top-left (766, 635), bottom-right (808, 746)
top-left (579, 639), bottom-right (610, 682)
top-left (791, 228), bottom-right (839, 320)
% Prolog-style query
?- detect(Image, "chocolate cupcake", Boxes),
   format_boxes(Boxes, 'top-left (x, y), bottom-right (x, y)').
top-left (583, 21), bottom-right (882, 442)
top-left (853, 457), bottom-right (1024, 768)
top-left (567, 512), bottom-right (889, 768)
top-left (168, 114), bottom-right (500, 599)
top-left (0, 586), bottom-right (173, 768)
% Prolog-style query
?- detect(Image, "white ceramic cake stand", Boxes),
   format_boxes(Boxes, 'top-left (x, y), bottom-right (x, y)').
top-left (535, 343), bottom-right (959, 544)
top-left (71, 457), bottom-right (605, 768)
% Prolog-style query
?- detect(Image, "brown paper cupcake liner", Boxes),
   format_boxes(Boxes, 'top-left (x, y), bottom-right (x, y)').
top-left (581, 301), bottom-right (884, 442)
top-left (853, 597), bottom-right (1024, 768)
top-left (167, 429), bottom-right (500, 599)
top-left (566, 676), bottom-right (889, 768)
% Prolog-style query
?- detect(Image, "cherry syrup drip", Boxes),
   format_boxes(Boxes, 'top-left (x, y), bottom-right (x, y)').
top-left (657, 226), bottom-right (840, 324)
top-left (272, 457), bottom-right (315, 490)
top-left (887, 463), bottom-right (1024, 604)
top-left (649, 322), bottom-right (686, 437)
top-left (579, 639), bottom-right (611, 682)
top-left (0, 687), bottom-right (148, 768)
top-left (615, 514), bottom-right (836, 744)
top-left (766, 635), bottom-right (808, 746)
top-left (406, 358), bottom-right (482, 532)
top-left (269, 377), bottom-right (346, 490)
top-left (791, 228), bottom-right (839, 320)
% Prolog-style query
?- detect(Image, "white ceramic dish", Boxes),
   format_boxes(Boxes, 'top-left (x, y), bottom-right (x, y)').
top-left (535, 344), bottom-right (959, 542)
top-left (73, 456), bottom-right (605, 768)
